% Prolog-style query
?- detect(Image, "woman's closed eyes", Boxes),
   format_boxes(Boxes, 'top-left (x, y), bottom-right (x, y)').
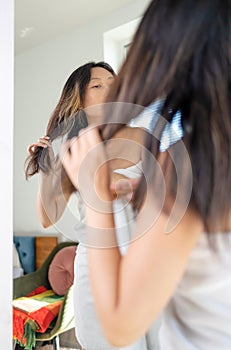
top-left (91, 84), bottom-right (102, 89)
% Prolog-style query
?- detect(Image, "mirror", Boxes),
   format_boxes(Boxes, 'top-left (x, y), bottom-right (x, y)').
top-left (13, 2), bottom-right (163, 349)
top-left (14, 0), bottom-right (150, 238)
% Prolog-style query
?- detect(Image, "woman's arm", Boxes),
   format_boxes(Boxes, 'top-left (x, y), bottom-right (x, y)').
top-left (86, 202), bottom-right (202, 346)
top-left (28, 136), bottom-right (73, 228)
top-left (61, 127), bottom-right (203, 346)
top-left (36, 168), bottom-right (73, 228)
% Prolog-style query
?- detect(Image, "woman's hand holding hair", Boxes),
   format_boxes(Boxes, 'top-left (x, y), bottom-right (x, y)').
top-left (27, 135), bottom-right (55, 168)
top-left (28, 135), bottom-right (57, 174)
top-left (27, 135), bottom-right (51, 155)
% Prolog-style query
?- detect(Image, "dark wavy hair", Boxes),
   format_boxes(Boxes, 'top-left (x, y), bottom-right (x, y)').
top-left (25, 61), bottom-right (115, 179)
top-left (101, 0), bottom-right (231, 233)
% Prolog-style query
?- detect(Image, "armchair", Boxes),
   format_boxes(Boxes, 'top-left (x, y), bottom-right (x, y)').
top-left (13, 241), bottom-right (78, 350)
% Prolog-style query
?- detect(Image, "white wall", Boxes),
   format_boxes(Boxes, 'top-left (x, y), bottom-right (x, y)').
top-left (0, 0), bottom-right (14, 347)
top-left (14, 0), bottom-right (150, 236)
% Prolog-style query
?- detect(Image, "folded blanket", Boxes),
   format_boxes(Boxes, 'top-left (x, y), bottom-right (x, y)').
top-left (13, 286), bottom-right (64, 350)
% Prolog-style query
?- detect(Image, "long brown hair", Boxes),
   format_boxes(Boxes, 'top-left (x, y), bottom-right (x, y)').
top-left (25, 61), bottom-right (115, 179)
top-left (101, 0), bottom-right (231, 232)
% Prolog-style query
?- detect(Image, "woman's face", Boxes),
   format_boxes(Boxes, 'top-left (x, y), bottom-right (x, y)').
top-left (83, 67), bottom-right (114, 108)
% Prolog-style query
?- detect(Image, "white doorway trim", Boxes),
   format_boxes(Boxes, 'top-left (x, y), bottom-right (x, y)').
top-left (0, 0), bottom-right (14, 347)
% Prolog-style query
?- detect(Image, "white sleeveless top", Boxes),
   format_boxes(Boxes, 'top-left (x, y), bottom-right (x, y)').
top-left (158, 232), bottom-right (231, 350)
top-left (73, 164), bottom-right (154, 350)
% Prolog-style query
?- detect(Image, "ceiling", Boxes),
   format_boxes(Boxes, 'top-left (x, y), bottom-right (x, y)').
top-left (15, 0), bottom-right (136, 55)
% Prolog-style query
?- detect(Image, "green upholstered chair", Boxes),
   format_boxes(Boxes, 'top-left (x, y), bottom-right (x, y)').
top-left (13, 241), bottom-right (78, 350)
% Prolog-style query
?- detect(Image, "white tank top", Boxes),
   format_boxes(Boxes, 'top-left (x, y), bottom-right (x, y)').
top-left (158, 232), bottom-right (231, 350)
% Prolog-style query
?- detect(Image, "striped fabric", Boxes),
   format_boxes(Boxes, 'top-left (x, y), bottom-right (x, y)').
top-left (13, 286), bottom-right (63, 350)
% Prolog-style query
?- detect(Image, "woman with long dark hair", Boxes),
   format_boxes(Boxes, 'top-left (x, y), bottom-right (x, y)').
top-left (25, 61), bottom-right (157, 350)
top-left (25, 61), bottom-right (115, 227)
top-left (61, 1), bottom-right (231, 349)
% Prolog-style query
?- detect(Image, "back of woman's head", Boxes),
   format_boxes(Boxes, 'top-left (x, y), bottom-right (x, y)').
top-left (25, 61), bottom-right (115, 178)
top-left (103, 0), bottom-right (231, 232)
top-left (106, 0), bottom-right (230, 108)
